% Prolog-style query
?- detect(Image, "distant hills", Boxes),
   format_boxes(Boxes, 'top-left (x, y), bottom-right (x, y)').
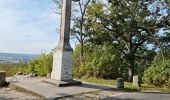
top-left (0, 53), bottom-right (37, 63)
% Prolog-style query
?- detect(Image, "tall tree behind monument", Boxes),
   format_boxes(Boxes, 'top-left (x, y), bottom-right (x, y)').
top-left (84, 0), bottom-right (169, 81)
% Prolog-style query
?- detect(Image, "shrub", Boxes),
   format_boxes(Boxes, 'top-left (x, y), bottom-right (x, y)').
top-left (73, 44), bottom-right (128, 79)
top-left (143, 60), bottom-right (170, 87)
top-left (26, 53), bottom-right (53, 76)
top-left (0, 63), bottom-right (27, 76)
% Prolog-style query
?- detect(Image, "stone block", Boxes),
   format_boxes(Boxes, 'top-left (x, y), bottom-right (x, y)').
top-left (117, 78), bottom-right (124, 89)
top-left (133, 75), bottom-right (141, 87)
top-left (51, 50), bottom-right (73, 81)
top-left (0, 71), bottom-right (6, 86)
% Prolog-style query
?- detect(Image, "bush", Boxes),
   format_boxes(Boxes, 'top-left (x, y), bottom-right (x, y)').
top-left (73, 44), bottom-right (128, 79)
top-left (0, 63), bottom-right (27, 76)
top-left (26, 53), bottom-right (53, 76)
top-left (143, 60), bottom-right (170, 87)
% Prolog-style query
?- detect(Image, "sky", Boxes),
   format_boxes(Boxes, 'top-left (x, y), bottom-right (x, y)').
top-left (0, 0), bottom-right (64, 54)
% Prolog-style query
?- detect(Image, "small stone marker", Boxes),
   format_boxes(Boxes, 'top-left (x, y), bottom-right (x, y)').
top-left (133, 75), bottom-right (140, 87)
top-left (0, 71), bottom-right (6, 86)
top-left (117, 78), bottom-right (124, 89)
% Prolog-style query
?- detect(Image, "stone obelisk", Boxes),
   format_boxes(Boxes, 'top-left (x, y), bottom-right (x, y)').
top-left (50, 0), bottom-right (81, 86)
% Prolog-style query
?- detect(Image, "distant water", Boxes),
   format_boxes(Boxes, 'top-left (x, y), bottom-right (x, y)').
top-left (0, 53), bottom-right (37, 63)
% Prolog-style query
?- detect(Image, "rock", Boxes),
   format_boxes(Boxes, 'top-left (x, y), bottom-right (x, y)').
top-left (16, 72), bottom-right (23, 75)
top-left (27, 73), bottom-right (34, 77)
top-left (26, 73), bottom-right (37, 77)
top-left (5, 88), bottom-right (11, 91)
top-left (1, 81), bottom-right (9, 87)
top-left (46, 73), bottom-right (51, 78)
top-left (0, 71), bottom-right (9, 87)
top-left (133, 75), bottom-right (141, 87)
top-left (23, 73), bottom-right (28, 75)
top-left (0, 71), bottom-right (6, 86)
top-left (117, 78), bottom-right (124, 89)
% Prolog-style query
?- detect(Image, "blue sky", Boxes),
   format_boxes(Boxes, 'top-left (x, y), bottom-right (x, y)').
top-left (0, 0), bottom-right (63, 54)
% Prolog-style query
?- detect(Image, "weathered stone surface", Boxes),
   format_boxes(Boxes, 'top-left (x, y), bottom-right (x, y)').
top-left (0, 87), bottom-right (40, 100)
top-left (0, 71), bottom-right (6, 86)
top-left (8, 77), bottom-right (112, 99)
top-left (117, 78), bottom-right (124, 89)
top-left (42, 78), bottom-right (82, 87)
top-left (133, 75), bottom-right (140, 87)
top-left (51, 50), bottom-right (73, 81)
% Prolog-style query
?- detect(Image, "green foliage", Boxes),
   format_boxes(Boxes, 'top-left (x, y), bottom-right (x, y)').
top-left (73, 44), bottom-right (128, 79)
top-left (143, 60), bottom-right (170, 87)
top-left (0, 52), bottom-right (52, 77)
top-left (143, 47), bottom-right (170, 87)
top-left (0, 62), bottom-right (27, 76)
top-left (84, 0), bottom-right (169, 81)
top-left (26, 53), bottom-right (53, 76)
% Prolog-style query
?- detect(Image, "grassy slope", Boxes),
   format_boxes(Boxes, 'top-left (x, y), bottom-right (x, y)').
top-left (77, 78), bottom-right (170, 92)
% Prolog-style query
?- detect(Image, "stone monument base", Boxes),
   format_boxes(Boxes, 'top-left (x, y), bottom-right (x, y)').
top-left (42, 78), bottom-right (82, 87)
top-left (51, 49), bottom-right (73, 81)
top-left (9, 77), bottom-right (112, 99)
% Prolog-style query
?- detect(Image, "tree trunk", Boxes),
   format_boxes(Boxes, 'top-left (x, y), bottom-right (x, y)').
top-left (128, 66), bottom-right (134, 82)
top-left (128, 55), bottom-right (135, 82)
top-left (80, 38), bottom-right (84, 64)
top-left (79, 15), bottom-right (84, 65)
top-left (128, 34), bottom-right (135, 82)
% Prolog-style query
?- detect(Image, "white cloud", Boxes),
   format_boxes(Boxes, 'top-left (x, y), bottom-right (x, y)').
top-left (0, 0), bottom-right (61, 54)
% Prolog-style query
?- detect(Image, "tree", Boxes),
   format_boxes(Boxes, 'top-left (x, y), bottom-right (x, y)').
top-left (84, 0), bottom-right (169, 81)
top-left (73, 43), bottom-right (125, 79)
top-left (71, 0), bottom-right (91, 64)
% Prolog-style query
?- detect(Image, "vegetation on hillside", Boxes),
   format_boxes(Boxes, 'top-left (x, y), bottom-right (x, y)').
top-left (143, 47), bottom-right (170, 87)
top-left (0, 63), bottom-right (27, 76)
top-left (0, 53), bottom-right (52, 77)
top-left (25, 53), bottom-right (52, 76)
top-left (78, 78), bottom-right (170, 92)
top-left (73, 44), bottom-right (128, 79)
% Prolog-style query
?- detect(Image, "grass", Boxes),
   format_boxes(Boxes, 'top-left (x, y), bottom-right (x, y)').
top-left (140, 84), bottom-right (170, 92)
top-left (0, 63), bottom-right (27, 77)
top-left (77, 78), bottom-right (170, 93)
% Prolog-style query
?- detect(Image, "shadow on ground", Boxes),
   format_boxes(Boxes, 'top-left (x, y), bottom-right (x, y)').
top-left (102, 97), bottom-right (135, 100)
top-left (0, 97), bottom-right (17, 100)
